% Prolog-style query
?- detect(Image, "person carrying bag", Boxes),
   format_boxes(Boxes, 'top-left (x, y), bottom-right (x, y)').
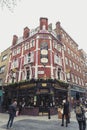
top-left (75, 100), bottom-right (86, 130)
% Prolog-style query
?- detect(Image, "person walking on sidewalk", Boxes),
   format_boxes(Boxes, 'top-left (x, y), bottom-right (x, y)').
top-left (61, 97), bottom-right (70, 127)
top-left (7, 100), bottom-right (17, 129)
top-left (75, 100), bottom-right (86, 130)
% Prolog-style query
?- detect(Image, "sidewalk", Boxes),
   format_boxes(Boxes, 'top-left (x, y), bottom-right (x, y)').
top-left (0, 111), bottom-right (81, 130)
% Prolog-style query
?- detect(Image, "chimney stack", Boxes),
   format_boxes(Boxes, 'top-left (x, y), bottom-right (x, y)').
top-left (56, 21), bottom-right (61, 30)
top-left (56, 21), bottom-right (61, 40)
top-left (40, 17), bottom-right (48, 30)
top-left (12, 35), bottom-right (18, 46)
top-left (23, 27), bottom-right (30, 39)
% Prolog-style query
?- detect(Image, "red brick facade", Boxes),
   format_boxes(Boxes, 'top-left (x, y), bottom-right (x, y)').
top-left (5, 18), bottom-right (87, 89)
top-left (6, 18), bottom-right (65, 84)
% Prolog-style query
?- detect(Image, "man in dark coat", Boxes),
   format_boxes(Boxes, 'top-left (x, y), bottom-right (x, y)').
top-left (7, 101), bottom-right (17, 129)
top-left (61, 98), bottom-right (69, 127)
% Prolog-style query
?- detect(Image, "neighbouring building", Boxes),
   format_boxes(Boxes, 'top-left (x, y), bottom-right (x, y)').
top-left (54, 22), bottom-right (86, 102)
top-left (0, 47), bottom-right (10, 105)
top-left (79, 49), bottom-right (87, 98)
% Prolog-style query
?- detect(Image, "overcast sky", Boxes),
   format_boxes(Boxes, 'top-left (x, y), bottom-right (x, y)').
top-left (0, 0), bottom-right (87, 53)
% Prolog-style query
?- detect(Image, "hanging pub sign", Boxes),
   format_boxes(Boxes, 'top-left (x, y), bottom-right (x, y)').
top-left (41, 57), bottom-right (48, 64)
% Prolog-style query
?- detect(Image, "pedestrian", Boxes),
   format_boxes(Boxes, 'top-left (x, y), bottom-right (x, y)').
top-left (61, 97), bottom-right (70, 127)
top-left (7, 100), bottom-right (17, 129)
top-left (84, 99), bottom-right (87, 108)
top-left (18, 101), bottom-right (22, 115)
top-left (75, 100), bottom-right (86, 130)
top-left (21, 98), bottom-right (25, 108)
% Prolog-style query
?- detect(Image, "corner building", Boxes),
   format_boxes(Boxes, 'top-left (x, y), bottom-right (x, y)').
top-left (4, 18), bottom-right (68, 115)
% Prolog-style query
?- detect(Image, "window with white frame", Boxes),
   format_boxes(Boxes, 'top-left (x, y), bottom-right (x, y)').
top-left (71, 74), bottom-right (74, 82)
top-left (28, 53), bottom-right (31, 63)
top-left (0, 65), bottom-right (5, 73)
top-left (65, 57), bottom-right (68, 65)
top-left (54, 54), bottom-right (62, 66)
top-left (32, 39), bottom-right (35, 47)
top-left (78, 77), bottom-right (81, 85)
top-left (11, 59), bottom-right (19, 69)
top-left (67, 72), bottom-right (70, 81)
top-left (30, 39), bottom-right (35, 48)
top-left (17, 47), bottom-right (21, 54)
top-left (13, 49), bottom-right (17, 56)
top-left (53, 40), bottom-right (61, 52)
top-left (24, 42), bottom-right (29, 50)
top-left (12, 47), bottom-right (21, 56)
top-left (75, 76), bottom-right (78, 84)
top-left (57, 44), bottom-right (61, 52)
top-left (53, 40), bottom-right (57, 49)
top-left (73, 63), bottom-right (75, 70)
top-left (63, 44), bottom-right (66, 51)
top-left (2, 54), bottom-right (7, 61)
top-left (81, 79), bottom-right (84, 86)
top-left (24, 52), bottom-right (34, 65)
top-left (67, 48), bottom-right (70, 54)
top-left (76, 64), bottom-right (78, 71)
top-left (22, 71), bottom-right (25, 80)
top-left (69, 60), bottom-right (72, 67)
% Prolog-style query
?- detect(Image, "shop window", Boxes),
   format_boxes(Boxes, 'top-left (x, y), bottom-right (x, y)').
top-left (27, 53), bottom-right (31, 62)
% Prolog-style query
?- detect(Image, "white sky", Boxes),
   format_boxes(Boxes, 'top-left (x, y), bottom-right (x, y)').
top-left (0, 0), bottom-right (87, 53)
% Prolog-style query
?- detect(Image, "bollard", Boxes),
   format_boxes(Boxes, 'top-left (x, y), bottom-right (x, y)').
top-left (48, 107), bottom-right (51, 119)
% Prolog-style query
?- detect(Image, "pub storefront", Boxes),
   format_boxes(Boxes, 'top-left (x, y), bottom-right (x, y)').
top-left (2, 79), bottom-right (68, 116)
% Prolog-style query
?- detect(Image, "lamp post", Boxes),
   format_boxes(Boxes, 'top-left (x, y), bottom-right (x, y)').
top-left (66, 69), bottom-right (72, 107)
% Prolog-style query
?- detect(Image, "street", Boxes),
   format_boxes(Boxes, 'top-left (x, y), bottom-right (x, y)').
top-left (0, 111), bottom-right (87, 130)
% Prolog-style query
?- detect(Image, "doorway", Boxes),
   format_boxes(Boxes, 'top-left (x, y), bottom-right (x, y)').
top-left (37, 94), bottom-right (52, 113)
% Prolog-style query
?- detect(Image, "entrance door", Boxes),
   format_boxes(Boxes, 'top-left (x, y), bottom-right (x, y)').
top-left (37, 94), bottom-right (51, 113)
top-left (40, 94), bottom-right (50, 106)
